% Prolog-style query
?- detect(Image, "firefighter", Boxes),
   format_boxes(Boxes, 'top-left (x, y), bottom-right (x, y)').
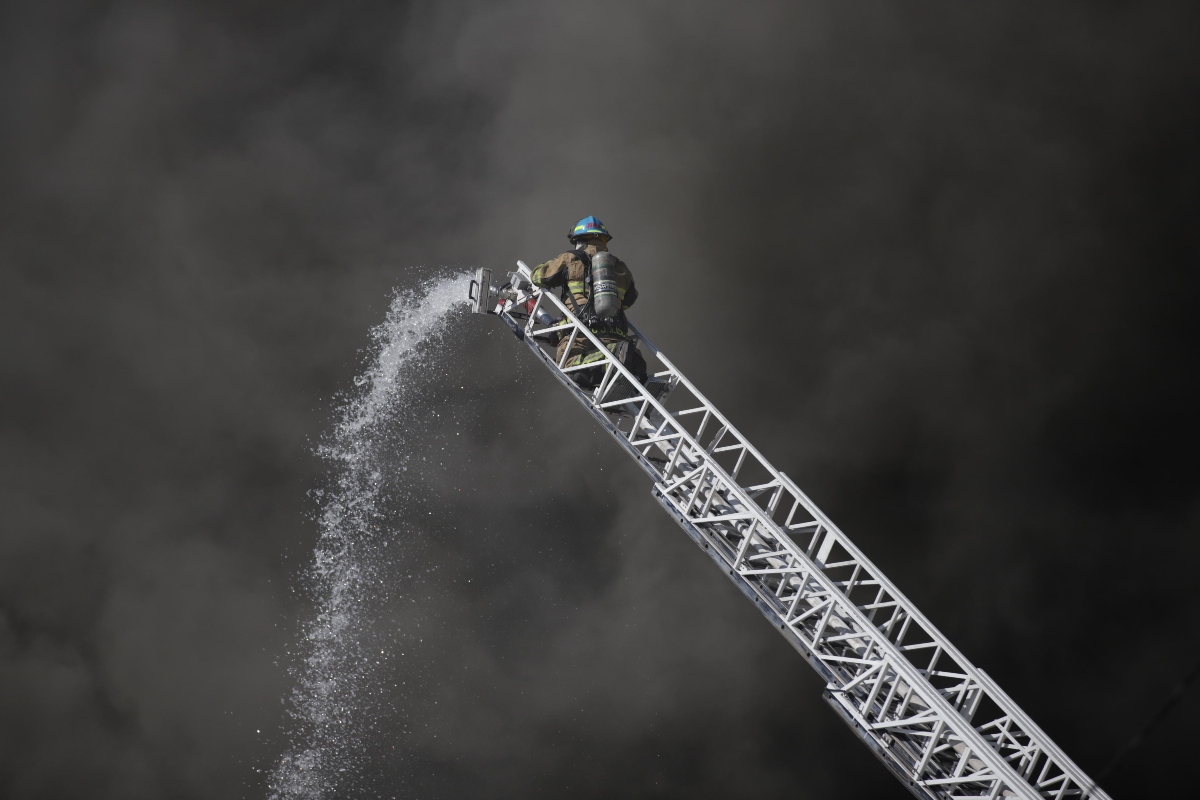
top-left (530, 216), bottom-right (647, 389)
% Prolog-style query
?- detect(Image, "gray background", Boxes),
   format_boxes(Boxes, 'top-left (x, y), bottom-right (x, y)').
top-left (3, 1), bottom-right (1198, 798)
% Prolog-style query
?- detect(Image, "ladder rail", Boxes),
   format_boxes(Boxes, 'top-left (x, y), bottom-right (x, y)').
top-left (489, 275), bottom-right (1109, 800)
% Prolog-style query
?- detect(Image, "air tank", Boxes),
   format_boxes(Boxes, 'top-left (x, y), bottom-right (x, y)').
top-left (589, 251), bottom-right (621, 319)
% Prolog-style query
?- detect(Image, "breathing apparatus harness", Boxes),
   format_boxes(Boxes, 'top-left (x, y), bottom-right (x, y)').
top-left (562, 247), bottom-right (631, 339)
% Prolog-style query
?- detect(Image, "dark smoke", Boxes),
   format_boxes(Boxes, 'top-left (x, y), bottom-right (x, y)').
top-left (3, 1), bottom-right (1198, 798)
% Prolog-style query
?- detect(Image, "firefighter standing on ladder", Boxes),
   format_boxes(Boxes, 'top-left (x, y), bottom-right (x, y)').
top-left (531, 216), bottom-right (647, 388)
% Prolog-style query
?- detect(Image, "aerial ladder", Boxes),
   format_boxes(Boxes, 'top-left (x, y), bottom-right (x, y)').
top-left (468, 263), bottom-right (1109, 800)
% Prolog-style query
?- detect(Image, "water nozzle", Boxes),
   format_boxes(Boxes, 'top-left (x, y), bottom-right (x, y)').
top-left (470, 263), bottom-right (559, 325)
top-left (469, 268), bottom-right (498, 314)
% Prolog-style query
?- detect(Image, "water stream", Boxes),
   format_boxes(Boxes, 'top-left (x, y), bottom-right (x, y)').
top-left (268, 274), bottom-right (470, 799)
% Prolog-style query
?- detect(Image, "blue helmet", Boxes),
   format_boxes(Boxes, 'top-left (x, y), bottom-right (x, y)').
top-left (569, 216), bottom-right (612, 242)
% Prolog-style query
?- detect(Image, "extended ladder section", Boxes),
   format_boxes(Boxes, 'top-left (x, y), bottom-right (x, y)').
top-left (470, 263), bottom-right (1109, 800)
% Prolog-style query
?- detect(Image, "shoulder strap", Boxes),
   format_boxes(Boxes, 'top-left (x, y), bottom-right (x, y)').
top-left (560, 250), bottom-right (590, 316)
